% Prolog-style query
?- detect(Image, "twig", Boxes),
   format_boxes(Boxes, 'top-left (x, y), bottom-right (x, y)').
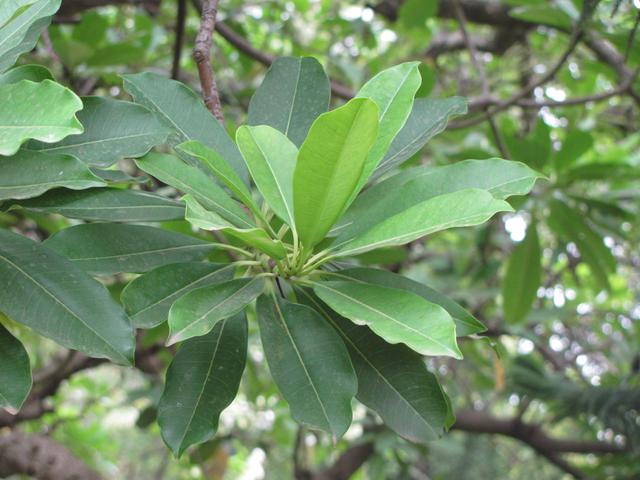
top-left (193, 0), bottom-right (225, 123)
top-left (171, 0), bottom-right (187, 80)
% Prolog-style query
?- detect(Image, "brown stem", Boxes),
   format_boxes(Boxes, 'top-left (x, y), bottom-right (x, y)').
top-left (171, 0), bottom-right (188, 80)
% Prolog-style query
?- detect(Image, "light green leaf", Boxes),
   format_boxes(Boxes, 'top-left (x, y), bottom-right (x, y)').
top-left (0, 322), bottom-right (32, 412)
top-left (373, 97), bottom-right (467, 179)
top-left (236, 125), bottom-right (297, 227)
top-left (44, 224), bottom-right (214, 274)
top-left (122, 263), bottom-right (235, 329)
top-left (122, 72), bottom-right (248, 184)
top-left (503, 222), bottom-right (542, 324)
top-left (336, 268), bottom-right (486, 336)
top-left (334, 189), bottom-right (513, 257)
top-left (158, 314), bottom-right (247, 457)
top-left (313, 280), bottom-right (462, 358)
top-left (0, 80), bottom-right (83, 156)
top-left (248, 56), bottom-right (330, 147)
top-left (0, 0), bottom-right (60, 73)
top-left (298, 290), bottom-right (448, 443)
top-left (352, 61), bottom-right (421, 194)
top-left (256, 295), bottom-right (356, 437)
top-left (135, 152), bottom-right (253, 229)
top-left (0, 150), bottom-right (104, 201)
top-left (0, 229), bottom-right (135, 364)
top-left (167, 278), bottom-right (264, 345)
top-left (29, 96), bottom-right (171, 166)
top-left (13, 188), bottom-right (185, 222)
top-left (0, 64), bottom-right (53, 85)
top-left (183, 195), bottom-right (287, 260)
top-left (293, 98), bottom-right (379, 249)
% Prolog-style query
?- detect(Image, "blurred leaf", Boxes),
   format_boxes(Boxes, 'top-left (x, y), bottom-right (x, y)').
top-left (0, 322), bottom-right (31, 412)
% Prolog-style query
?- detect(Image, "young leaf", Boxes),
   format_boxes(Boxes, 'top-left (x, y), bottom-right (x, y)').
top-left (247, 56), bottom-right (330, 147)
top-left (44, 223), bottom-right (214, 274)
top-left (293, 98), bottom-right (379, 248)
top-left (0, 80), bottom-right (83, 155)
top-left (183, 195), bottom-right (287, 259)
top-left (299, 290), bottom-right (449, 442)
top-left (13, 188), bottom-right (185, 222)
top-left (236, 125), bottom-right (297, 226)
top-left (167, 277), bottom-right (264, 345)
top-left (0, 150), bottom-right (104, 201)
top-left (122, 72), bottom-right (248, 184)
top-left (336, 268), bottom-right (486, 336)
top-left (502, 222), bottom-right (542, 324)
top-left (0, 322), bottom-right (32, 413)
top-left (334, 188), bottom-right (512, 257)
top-left (256, 295), bottom-right (357, 437)
top-left (135, 152), bottom-right (253, 229)
top-left (121, 263), bottom-right (235, 329)
top-left (158, 314), bottom-right (247, 457)
top-left (313, 280), bottom-right (462, 358)
top-left (352, 61), bottom-right (421, 194)
top-left (28, 97), bottom-right (171, 166)
top-left (0, 229), bottom-right (135, 365)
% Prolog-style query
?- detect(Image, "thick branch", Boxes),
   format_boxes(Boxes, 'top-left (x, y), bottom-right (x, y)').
top-left (194, 0), bottom-right (224, 122)
top-left (308, 442), bottom-right (375, 480)
top-left (171, 0), bottom-right (188, 79)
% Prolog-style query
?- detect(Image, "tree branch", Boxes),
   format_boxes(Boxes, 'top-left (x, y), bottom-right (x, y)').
top-left (171, 0), bottom-right (188, 79)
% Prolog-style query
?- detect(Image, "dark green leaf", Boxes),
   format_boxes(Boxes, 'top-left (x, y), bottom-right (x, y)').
top-left (0, 322), bottom-right (32, 412)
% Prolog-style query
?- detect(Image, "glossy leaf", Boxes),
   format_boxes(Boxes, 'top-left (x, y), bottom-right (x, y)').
top-left (0, 322), bottom-right (32, 412)
top-left (299, 290), bottom-right (448, 442)
top-left (293, 98), bottom-right (379, 248)
top-left (135, 152), bottom-right (253, 229)
top-left (44, 223), bottom-right (214, 274)
top-left (236, 125), bottom-right (297, 226)
top-left (248, 56), bottom-right (330, 146)
top-left (0, 229), bottom-right (135, 364)
top-left (167, 277), bottom-right (264, 345)
top-left (313, 280), bottom-right (462, 358)
top-left (0, 80), bottom-right (83, 155)
top-left (122, 262), bottom-right (235, 329)
top-left (29, 96), bottom-right (171, 166)
top-left (122, 72), bottom-right (248, 183)
top-left (0, 64), bottom-right (53, 85)
top-left (503, 222), bottom-right (542, 324)
top-left (256, 295), bottom-right (356, 437)
top-left (0, 150), bottom-right (103, 201)
top-left (13, 188), bottom-right (185, 222)
top-left (158, 314), bottom-right (247, 456)
top-left (334, 188), bottom-right (512, 257)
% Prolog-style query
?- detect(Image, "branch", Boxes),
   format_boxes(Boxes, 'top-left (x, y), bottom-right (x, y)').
top-left (310, 442), bottom-right (375, 480)
top-left (0, 430), bottom-right (102, 480)
top-left (193, 0), bottom-right (224, 123)
top-left (171, 0), bottom-right (188, 80)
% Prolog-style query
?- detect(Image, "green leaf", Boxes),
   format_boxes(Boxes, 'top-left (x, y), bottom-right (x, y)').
top-left (44, 223), bottom-right (214, 274)
top-left (0, 322), bottom-right (32, 412)
top-left (176, 140), bottom-right (261, 217)
top-left (502, 222), bottom-right (542, 324)
top-left (352, 62), bottom-right (421, 193)
top-left (336, 158), bottom-right (540, 241)
top-left (298, 290), bottom-right (448, 443)
top-left (0, 0), bottom-right (60, 73)
top-left (293, 98), bottom-right (379, 248)
top-left (122, 263), bottom-right (235, 329)
top-left (167, 278), bottom-right (264, 345)
top-left (0, 150), bottom-right (104, 201)
top-left (13, 188), bottom-right (185, 222)
top-left (122, 72), bottom-right (248, 184)
top-left (28, 97), bottom-right (171, 166)
top-left (313, 280), bottom-right (462, 358)
top-left (398, 0), bottom-right (437, 29)
top-left (0, 80), bottom-right (83, 156)
top-left (256, 294), bottom-right (356, 437)
top-left (236, 125), bottom-right (297, 226)
top-left (334, 189), bottom-right (512, 257)
top-left (336, 268), bottom-right (486, 336)
top-left (158, 313), bottom-right (247, 457)
top-left (248, 56), bottom-right (330, 147)
top-left (0, 229), bottom-right (134, 364)
top-left (0, 0), bottom-right (37, 28)
top-left (510, 5), bottom-right (573, 29)
top-left (553, 130), bottom-right (593, 172)
top-left (183, 195), bottom-right (287, 259)
top-left (135, 152), bottom-right (253, 229)
top-left (548, 199), bottom-right (615, 291)
top-left (0, 64), bottom-right (53, 85)
top-left (373, 97), bottom-right (467, 179)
